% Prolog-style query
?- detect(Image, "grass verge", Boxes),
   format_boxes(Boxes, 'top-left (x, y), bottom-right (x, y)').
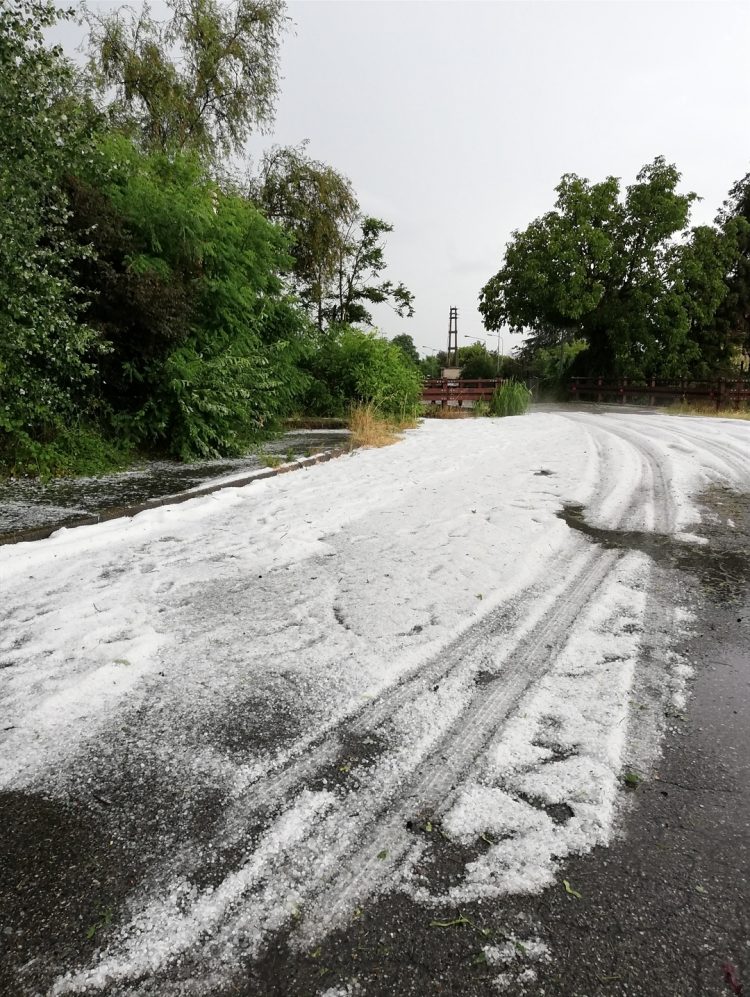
top-left (667, 402), bottom-right (750, 420)
top-left (348, 404), bottom-right (418, 448)
top-left (420, 406), bottom-right (472, 419)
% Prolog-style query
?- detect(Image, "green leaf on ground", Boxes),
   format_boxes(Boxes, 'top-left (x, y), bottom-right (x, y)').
top-left (430, 915), bottom-right (473, 928)
top-left (563, 879), bottom-right (582, 899)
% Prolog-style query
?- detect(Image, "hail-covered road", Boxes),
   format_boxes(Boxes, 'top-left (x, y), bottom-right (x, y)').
top-left (1, 410), bottom-right (749, 996)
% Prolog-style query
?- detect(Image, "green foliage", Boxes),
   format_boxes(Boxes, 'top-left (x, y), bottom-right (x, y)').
top-left (459, 343), bottom-right (498, 379)
top-left (671, 220), bottom-right (750, 376)
top-left (327, 216), bottom-right (415, 327)
top-left (490, 380), bottom-right (532, 417)
top-left (480, 157), bottom-right (715, 380)
top-left (1, 423), bottom-right (133, 479)
top-left (255, 145), bottom-right (414, 329)
top-left (86, 0), bottom-right (288, 159)
top-left (303, 327), bottom-right (422, 417)
top-left (391, 334), bottom-right (420, 366)
top-left (69, 134), bottom-right (309, 459)
top-left (420, 354), bottom-right (441, 379)
top-left (0, 0), bottom-right (103, 468)
top-left (519, 338), bottom-right (589, 391)
top-left (710, 174), bottom-right (750, 369)
top-left (256, 143), bottom-right (359, 328)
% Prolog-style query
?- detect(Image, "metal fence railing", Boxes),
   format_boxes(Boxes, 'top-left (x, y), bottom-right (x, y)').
top-left (569, 377), bottom-right (750, 409)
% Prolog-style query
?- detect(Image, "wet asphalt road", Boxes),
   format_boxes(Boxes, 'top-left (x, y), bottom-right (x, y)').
top-left (220, 488), bottom-right (749, 997)
top-left (0, 484), bottom-right (748, 995)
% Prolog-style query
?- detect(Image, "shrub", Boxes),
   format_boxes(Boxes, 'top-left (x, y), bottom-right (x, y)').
top-left (71, 137), bottom-right (311, 459)
top-left (303, 326), bottom-right (422, 417)
top-left (490, 380), bottom-right (532, 417)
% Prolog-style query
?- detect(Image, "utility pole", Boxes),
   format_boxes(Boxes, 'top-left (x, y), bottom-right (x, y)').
top-left (447, 306), bottom-right (459, 366)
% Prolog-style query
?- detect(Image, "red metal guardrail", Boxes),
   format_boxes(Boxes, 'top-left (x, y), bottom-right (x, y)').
top-left (422, 378), bottom-right (503, 405)
top-left (569, 377), bottom-right (750, 410)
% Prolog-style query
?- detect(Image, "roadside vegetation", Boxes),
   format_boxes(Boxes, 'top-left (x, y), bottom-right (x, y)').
top-left (0, 0), bottom-right (418, 477)
top-left (348, 403), bottom-right (418, 449)
top-left (490, 381), bottom-right (532, 417)
top-left (668, 403), bottom-right (750, 421)
top-left (479, 159), bottom-right (750, 394)
top-left (4, 2), bottom-right (749, 478)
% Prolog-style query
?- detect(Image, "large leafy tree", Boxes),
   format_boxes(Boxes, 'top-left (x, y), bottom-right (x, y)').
top-left (0, 0), bottom-right (101, 467)
top-left (327, 216), bottom-right (415, 328)
top-left (86, 0), bottom-right (288, 159)
top-left (255, 145), bottom-right (414, 329)
top-left (670, 219), bottom-right (749, 377)
top-left (255, 144), bottom-right (359, 328)
top-left (710, 175), bottom-right (750, 369)
top-left (479, 158), bottom-right (707, 379)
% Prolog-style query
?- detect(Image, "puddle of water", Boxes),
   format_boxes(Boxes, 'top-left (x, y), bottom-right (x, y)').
top-left (0, 430), bottom-right (350, 541)
top-left (558, 492), bottom-right (750, 602)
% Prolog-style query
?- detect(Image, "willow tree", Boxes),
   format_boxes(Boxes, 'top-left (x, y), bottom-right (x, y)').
top-left (256, 144), bottom-right (414, 330)
top-left (86, 0), bottom-right (288, 159)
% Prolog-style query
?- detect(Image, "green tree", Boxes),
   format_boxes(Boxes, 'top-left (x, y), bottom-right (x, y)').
top-left (419, 354), bottom-right (441, 379)
top-left (459, 343), bottom-right (497, 379)
top-left (327, 216), bottom-right (415, 327)
top-left (671, 220), bottom-right (749, 377)
top-left (86, 0), bottom-right (288, 159)
top-left (303, 327), bottom-right (421, 417)
top-left (0, 0), bottom-right (102, 470)
top-left (479, 157), bottom-right (702, 379)
top-left (255, 145), bottom-right (414, 329)
top-left (69, 134), bottom-right (307, 458)
top-left (390, 334), bottom-right (420, 365)
top-left (710, 174), bottom-right (750, 369)
top-left (255, 144), bottom-right (359, 328)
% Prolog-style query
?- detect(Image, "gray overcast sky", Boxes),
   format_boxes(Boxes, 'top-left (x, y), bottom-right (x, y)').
top-left (57, 1), bottom-right (750, 357)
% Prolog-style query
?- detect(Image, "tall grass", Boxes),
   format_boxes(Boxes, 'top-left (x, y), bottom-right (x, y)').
top-left (420, 405), bottom-right (472, 419)
top-left (348, 403), bottom-right (418, 448)
top-left (668, 402), bottom-right (750, 421)
top-left (490, 380), bottom-right (532, 417)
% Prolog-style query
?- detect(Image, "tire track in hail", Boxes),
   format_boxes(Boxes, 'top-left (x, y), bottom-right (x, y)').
top-left (195, 413), bottom-right (670, 948)
top-left (209, 423), bottom-right (615, 852)
top-left (207, 537), bottom-right (579, 849)
top-left (294, 548), bottom-right (619, 945)
top-left (562, 413), bottom-right (676, 533)
top-left (291, 415), bottom-right (679, 942)
top-left (60, 413), bottom-right (675, 989)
